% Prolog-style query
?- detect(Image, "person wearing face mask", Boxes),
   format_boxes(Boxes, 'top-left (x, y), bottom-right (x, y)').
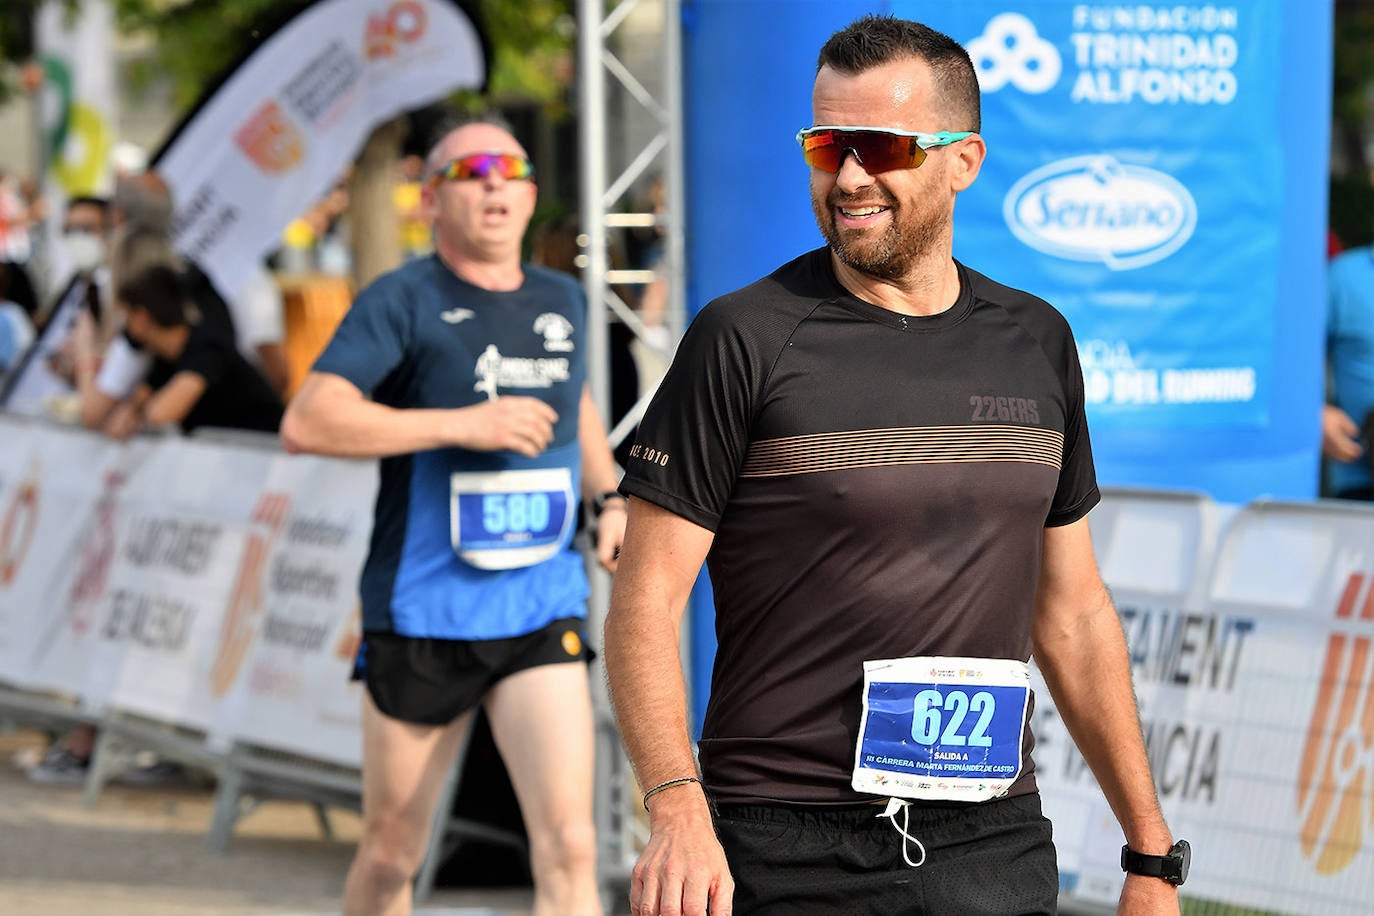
top-left (58, 197), bottom-right (112, 280)
top-left (72, 170), bottom-right (242, 433)
top-left (0, 197), bottom-right (111, 416)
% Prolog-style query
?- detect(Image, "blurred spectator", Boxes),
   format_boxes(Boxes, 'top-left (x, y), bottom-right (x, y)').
top-left (99, 264), bottom-right (283, 439)
top-left (3, 256), bottom-right (40, 321)
top-left (0, 196), bottom-right (111, 417)
top-left (1322, 244), bottom-right (1374, 500)
top-left (0, 169), bottom-right (34, 263)
top-left (1328, 227), bottom-right (1345, 260)
top-left (228, 263), bottom-right (289, 396)
top-left (623, 176), bottom-right (672, 412)
top-left (531, 212), bottom-right (639, 437)
top-left (0, 261), bottom-right (37, 378)
top-left (394, 153), bottom-right (434, 261)
top-left (624, 175), bottom-right (669, 347)
top-left (278, 180), bottom-right (352, 276)
top-left (109, 141), bottom-right (149, 180)
top-left (78, 172), bottom-right (246, 431)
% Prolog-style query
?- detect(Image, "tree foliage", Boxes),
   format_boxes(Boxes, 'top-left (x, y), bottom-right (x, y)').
top-left (1333, 1), bottom-right (1374, 176)
top-left (122, 0), bottom-right (574, 114)
top-left (1331, 0), bottom-right (1374, 245)
top-left (0, 0), bottom-right (575, 114)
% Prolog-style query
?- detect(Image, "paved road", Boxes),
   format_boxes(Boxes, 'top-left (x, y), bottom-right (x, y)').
top-left (0, 729), bottom-right (537, 916)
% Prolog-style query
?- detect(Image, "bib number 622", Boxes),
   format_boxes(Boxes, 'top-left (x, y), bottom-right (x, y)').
top-left (912, 688), bottom-right (995, 747)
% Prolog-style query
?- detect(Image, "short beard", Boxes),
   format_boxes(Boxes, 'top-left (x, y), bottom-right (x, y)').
top-left (811, 186), bottom-right (948, 282)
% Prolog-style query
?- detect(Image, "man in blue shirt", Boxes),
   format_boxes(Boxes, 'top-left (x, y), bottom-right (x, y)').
top-left (1323, 246), bottom-right (1374, 500)
top-left (281, 115), bottom-right (623, 916)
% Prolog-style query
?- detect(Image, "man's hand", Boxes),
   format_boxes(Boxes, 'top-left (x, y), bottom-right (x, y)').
top-left (1322, 404), bottom-right (1364, 463)
top-left (1117, 873), bottom-right (1180, 915)
top-left (631, 786), bottom-right (734, 916)
top-left (594, 500), bottom-right (626, 574)
top-left (452, 396), bottom-right (558, 456)
top-left (102, 402), bottom-right (142, 441)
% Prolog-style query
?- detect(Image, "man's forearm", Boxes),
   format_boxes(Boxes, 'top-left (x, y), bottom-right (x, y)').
top-left (282, 388), bottom-right (456, 458)
top-left (604, 594), bottom-right (700, 795)
top-left (1036, 600), bottom-right (1172, 852)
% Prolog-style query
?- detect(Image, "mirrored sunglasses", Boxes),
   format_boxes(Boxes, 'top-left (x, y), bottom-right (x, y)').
top-left (796, 126), bottom-right (973, 174)
top-left (433, 153), bottom-right (535, 183)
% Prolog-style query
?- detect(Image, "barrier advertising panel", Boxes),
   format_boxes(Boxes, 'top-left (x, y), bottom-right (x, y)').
top-left (80, 439), bottom-right (273, 729)
top-left (0, 420), bottom-right (122, 688)
top-left (1040, 499), bottom-right (1374, 914)
top-left (215, 452), bottom-right (376, 767)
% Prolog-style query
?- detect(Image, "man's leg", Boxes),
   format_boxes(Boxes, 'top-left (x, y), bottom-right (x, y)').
top-left (343, 691), bottom-right (474, 916)
top-left (484, 661), bottom-right (602, 916)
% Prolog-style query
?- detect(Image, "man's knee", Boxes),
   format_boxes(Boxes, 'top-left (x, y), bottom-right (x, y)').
top-left (530, 818), bottom-right (597, 873)
top-left (357, 813), bottom-right (432, 882)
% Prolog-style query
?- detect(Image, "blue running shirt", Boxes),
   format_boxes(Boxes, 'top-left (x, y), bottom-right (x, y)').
top-left (1327, 247), bottom-right (1374, 496)
top-left (313, 256), bottom-right (590, 639)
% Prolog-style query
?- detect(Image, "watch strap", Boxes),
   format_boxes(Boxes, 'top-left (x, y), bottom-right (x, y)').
top-left (593, 490), bottom-right (627, 515)
top-left (1120, 841), bottom-right (1187, 885)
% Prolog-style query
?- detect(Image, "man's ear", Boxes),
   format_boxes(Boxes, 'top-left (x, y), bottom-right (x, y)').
top-left (950, 134), bottom-right (987, 193)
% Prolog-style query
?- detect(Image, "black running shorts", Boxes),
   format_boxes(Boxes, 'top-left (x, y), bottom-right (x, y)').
top-left (354, 617), bottom-right (594, 726)
top-left (712, 793), bottom-right (1058, 915)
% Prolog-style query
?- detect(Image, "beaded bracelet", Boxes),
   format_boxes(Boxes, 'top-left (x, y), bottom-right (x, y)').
top-left (641, 776), bottom-right (701, 811)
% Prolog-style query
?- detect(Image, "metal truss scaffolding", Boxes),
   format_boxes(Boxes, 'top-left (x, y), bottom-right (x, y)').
top-left (576, 0), bottom-right (686, 900)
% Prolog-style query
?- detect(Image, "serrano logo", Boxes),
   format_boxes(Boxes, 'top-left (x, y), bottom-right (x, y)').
top-left (0, 478), bottom-right (39, 586)
top-left (1296, 572), bottom-right (1374, 874)
top-left (210, 492), bottom-right (291, 696)
top-left (365, 0), bottom-right (428, 59)
top-left (1003, 155), bottom-right (1196, 271)
top-left (233, 101), bottom-right (304, 174)
top-left (967, 13), bottom-right (1061, 94)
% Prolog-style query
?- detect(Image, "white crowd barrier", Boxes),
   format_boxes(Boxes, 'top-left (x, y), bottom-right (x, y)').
top-left (0, 413), bottom-right (373, 764)
top-left (1040, 490), bottom-right (1374, 916)
top-left (0, 413), bottom-right (535, 902)
top-left (6, 413), bottom-right (1373, 913)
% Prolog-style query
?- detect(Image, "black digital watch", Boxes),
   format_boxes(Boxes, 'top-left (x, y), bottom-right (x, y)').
top-left (1121, 839), bottom-right (1190, 886)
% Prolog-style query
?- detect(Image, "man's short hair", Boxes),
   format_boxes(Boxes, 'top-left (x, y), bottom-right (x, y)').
top-left (66, 196), bottom-right (110, 217)
top-left (110, 225), bottom-right (181, 292)
top-left (424, 111), bottom-right (522, 178)
top-left (117, 264), bottom-right (189, 329)
top-left (112, 171), bottom-right (174, 234)
top-left (817, 15), bottom-right (981, 133)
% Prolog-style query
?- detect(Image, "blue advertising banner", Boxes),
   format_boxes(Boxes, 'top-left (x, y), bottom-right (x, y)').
top-left (972, 6), bottom-right (1274, 429)
top-left (681, 1), bottom-right (1331, 733)
top-left (683, 0), bottom-right (1328, 502)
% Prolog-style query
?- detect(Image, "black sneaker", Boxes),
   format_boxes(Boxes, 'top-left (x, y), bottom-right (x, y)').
top-left (26, 746), bottom-right (91, 786)
top-left (119, 758), bottom-right (190, 787)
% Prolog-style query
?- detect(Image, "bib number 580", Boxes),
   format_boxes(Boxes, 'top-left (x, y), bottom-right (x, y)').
top-left (482, 493), bottom-right (551, 534)
top-left (912, 688), bottom-right (995, 747)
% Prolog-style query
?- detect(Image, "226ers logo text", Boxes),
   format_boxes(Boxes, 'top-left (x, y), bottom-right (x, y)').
top-left (1297, 572), bottom-right (1374, 874)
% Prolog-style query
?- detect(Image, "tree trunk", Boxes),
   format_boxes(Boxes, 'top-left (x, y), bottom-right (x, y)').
top-left (347, 116), bottom-right (407, 291)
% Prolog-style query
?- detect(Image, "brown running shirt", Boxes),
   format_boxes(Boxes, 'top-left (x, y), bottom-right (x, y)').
top-left (620, 248), bottom-right (1100, 806)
